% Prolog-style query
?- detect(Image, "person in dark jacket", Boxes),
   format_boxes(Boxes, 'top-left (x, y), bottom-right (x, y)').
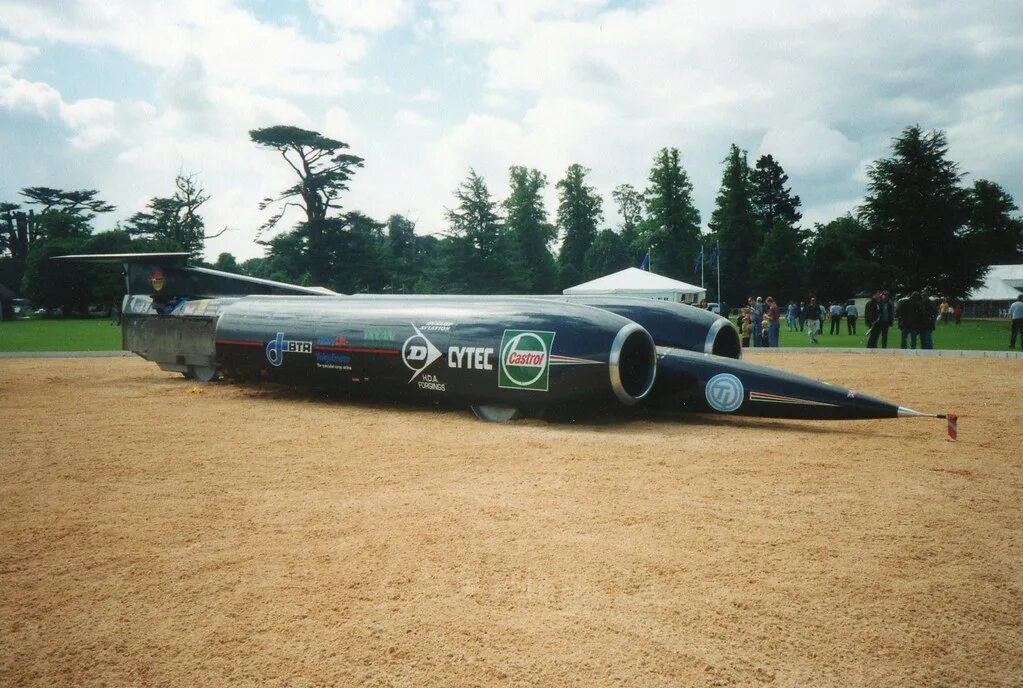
top-left (898, 292), bottom-right (922, 349)
top-left (866, 291), bottom-right (894, 348)
top-left (920, 291), bottom-right (938, 349)
top-left (803, 297), bottom-right (823, 343)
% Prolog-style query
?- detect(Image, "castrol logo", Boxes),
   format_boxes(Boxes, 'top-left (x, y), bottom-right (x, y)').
top-left (498, 330), bottom-right (555, 391)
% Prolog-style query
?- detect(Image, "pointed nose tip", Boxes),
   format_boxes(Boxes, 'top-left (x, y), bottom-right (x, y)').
top-left (897, 406), bottom-right (944, 418)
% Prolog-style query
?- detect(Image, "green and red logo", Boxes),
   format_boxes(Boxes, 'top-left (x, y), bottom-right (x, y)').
top-left (498, 329), bottom-right (555, 391)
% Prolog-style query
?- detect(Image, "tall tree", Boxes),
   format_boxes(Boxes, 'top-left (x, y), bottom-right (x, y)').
top-left (611, 183), bottom-right (645, 264)
top-left (0, 202), bottom-right (27, 290)
top-left (20, 187), bottom-right (115, 239)
top-left (748, 154), bottom-right (805, 301)
top-left (444, 169), bottom-right (509, 292)
top-left (123, 173), bottom-right (220, 260)
top-left (250, 125), bottom-right (364, 285)
top-left (750, 154), bottom-right (802, 234)
top-left (504, 166), bottom-right (557, 293)
top-left (20, 230), bottom-right (135, 315)
top-left (862, 126), bottom-right (984, 297)
top-left (6, 187), bottom-right (116, 289)
top-left (965, 179), bottom-right (1023, 264)
top-left (328, 211), bottom-right (390, 293)
top-left (556, 164), bottom-right (603, 288)
top-left (213, 252), bottom-right (241, 273)
top-left (805, 215), bottom-right (889, 302)
top-left (750, 221), bottom-right (806, 302)
top-left (642, 148), bottom-right (701, 281)
top-left (583, 228), bottom-right (628, 279)
top-left (707, 144), bottom-right (757, 304)
top-left (386, 214), bottom-right (418, 293)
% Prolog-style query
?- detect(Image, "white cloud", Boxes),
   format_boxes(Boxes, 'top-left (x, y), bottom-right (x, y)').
top-left (394, 109), bottom-right (431, 127)
top-left (0, 72), bottom-right (62, 114)
top-left (0, 37), bottom-right (36, 68)
top-left (308, 0), bottom-right (413, 33)
top-left (431, 0), bottom-right (608, 43)
top-left (413, 87), bottom-right (439, 102)
top-left (61, 98), bottom-right (157, 149)
top-left (2, 0), bottom-right (1022, 263)
top-left (323, 106), bottom-right (359, 146)
top-left (429, 0), bottom-right (1023, 234)
top-left (0, 0), bottom-right (367, 95)
top-left (758, 122), bottom-right (858, 177)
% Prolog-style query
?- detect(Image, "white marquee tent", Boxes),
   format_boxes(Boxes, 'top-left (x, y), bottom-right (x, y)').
top-left (965, 264), bottom-right (1023, 316)
top-left (563, 267), bottom-right (706, 304)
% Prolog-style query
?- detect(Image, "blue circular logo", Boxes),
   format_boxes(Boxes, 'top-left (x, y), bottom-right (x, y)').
top-left (705, 373), bottom-right (744, 413)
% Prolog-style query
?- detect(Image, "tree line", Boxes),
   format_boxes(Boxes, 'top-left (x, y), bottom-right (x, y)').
top-left (2, 124), bottom-right (1020, 315)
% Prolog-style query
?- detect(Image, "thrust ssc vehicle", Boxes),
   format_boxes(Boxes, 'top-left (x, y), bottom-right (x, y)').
top-left (59, 253), bottom-right (943, 423)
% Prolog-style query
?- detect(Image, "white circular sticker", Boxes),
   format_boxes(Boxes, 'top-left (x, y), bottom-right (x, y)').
top-left (705, 373), bottom-right (744, 413)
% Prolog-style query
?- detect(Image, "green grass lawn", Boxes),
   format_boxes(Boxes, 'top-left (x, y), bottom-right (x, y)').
top-left (765, 318), bottom-right (1015, 350)
top-left (0, 314), bottom-right (1016, 353)
top-left (0, 317), bottom-right (122, 352)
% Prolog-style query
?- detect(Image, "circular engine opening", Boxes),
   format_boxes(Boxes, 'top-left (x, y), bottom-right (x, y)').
top-left (610, 324), bottom-right (657, 405)
top-left (707, 319), bottom-right (743, 359)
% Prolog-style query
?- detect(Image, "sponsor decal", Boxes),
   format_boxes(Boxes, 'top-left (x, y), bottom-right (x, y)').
top-left (363, 328), bottom-right (397, 342)
top-left (549, 354), bottom-right (601, 366)
top-left (705, 373), bottom-right (744, 412)
top-left (448, 346), bottom-right (494, 371)
top-left (402, 323), bottom-right (443, 382)
top-left (178, 299), bottom-right (211, 316)
top-left (420, 321), bottom-right (454, 333)
top-left (749, 391), bottom-right (838, 407)
top-left (315, 336), bottom-right (350, 347)
top-left (416, 374), bottom-right (446, 392)
top-left (125, 295), bottom-right (154, 314)
top-left (498, 330), bottom-right (555, 391)
top-left (151, 268), bottom-right (165, 292)
top-left (315, 351), bottom-right (352, 370)
top-left (265, 332), bottom-right (313, 367)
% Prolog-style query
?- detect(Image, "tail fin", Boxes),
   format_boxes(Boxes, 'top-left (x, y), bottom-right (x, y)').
top-left (54, 253), bottom-right (335, 297)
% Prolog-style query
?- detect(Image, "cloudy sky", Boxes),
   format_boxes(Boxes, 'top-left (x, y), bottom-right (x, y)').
top-left (1, 0), bottom-right (1021, 261)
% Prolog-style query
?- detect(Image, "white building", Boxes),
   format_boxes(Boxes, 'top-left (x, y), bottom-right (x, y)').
top-left (966, 264), bottom-right (1023, 317)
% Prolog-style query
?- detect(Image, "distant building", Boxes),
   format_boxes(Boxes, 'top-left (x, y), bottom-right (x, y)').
top-left (965, 264), bottom-right (1023, 317)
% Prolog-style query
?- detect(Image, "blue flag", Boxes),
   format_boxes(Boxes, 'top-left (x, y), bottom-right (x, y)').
top-left (709, 243), bottom-right (720, 264)
top-left (639, 251), bottom-right (650, 271)
top-left (692, 248), bottom-right (704, 275)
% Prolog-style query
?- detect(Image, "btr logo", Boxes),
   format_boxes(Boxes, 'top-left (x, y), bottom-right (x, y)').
top-left (498, 329), bottom-right (555, 391)
top-left (265, 332), bottom-right (312, 367)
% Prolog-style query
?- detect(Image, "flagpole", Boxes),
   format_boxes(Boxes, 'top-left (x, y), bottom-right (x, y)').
top-left (700, 241), bottom-right (705, 289)
top-left (716, 243), bottom-right (721, 306)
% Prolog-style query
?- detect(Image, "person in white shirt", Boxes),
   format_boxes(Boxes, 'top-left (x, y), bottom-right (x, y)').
top-left (845, 301), bottom-right (859, 334)
top-left (828, 302), bottom-right (843, 335)
top-left (1010, 294), bottom-right (1023, 349)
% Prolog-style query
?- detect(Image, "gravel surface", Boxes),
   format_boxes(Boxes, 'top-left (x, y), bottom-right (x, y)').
top-left (1, 354), bottom-right (1020, 687)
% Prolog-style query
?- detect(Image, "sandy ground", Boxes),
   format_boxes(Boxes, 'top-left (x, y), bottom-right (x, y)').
top-left (1, 353), bottom-right (1020, 687)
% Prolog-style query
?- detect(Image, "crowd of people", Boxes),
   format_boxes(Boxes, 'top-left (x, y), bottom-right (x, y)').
top-left (730, 292), bottom-right (975, 350)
